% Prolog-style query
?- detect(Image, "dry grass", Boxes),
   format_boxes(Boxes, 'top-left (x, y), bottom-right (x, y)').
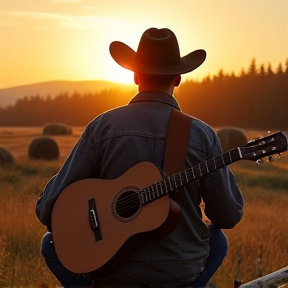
top-left (0, 127), bottom-right (287, 287)
top-left (0, 127), bottom-right (85, 287)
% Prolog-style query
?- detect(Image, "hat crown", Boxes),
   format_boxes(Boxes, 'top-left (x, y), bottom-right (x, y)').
top-left (135, 28), bottom-right (181, 67)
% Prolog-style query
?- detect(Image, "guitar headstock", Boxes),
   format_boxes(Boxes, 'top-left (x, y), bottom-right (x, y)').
top-left (240, 132), bottom-right (287, 162)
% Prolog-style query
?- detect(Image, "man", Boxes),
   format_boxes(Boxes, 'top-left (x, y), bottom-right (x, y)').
top-left (36, 28), bottom-right (244, 288)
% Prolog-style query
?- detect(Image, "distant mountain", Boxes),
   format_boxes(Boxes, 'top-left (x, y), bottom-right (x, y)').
top-left (0, 80), bottom-right (135, 108)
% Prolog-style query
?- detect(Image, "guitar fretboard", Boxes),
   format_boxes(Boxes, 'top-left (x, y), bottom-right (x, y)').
top-left (140, 147), bottom-right (242, 205)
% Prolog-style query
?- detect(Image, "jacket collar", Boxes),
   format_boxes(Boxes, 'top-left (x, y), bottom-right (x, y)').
top-left (129, 91), bottom-right (181, 110)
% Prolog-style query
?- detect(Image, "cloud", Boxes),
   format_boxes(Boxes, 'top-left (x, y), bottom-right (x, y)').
top-left (52, 0), bottom-right (82, 3)
top-left (4, 11), bottom-right (135, 31)
top-left (59, 15), bottom-right (131, 30)
top-left (5, 11), bottom-right (63, 20)
top-left (81, 6), bottom-right (97, 10)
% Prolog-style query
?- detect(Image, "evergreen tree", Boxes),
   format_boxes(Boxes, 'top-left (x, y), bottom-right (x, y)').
top-left (276, 62), bottom-right (284, 74)
top-left (259, 64), bottom-right (266, 76)
top-left (248, 58), bottom-right (257, 76)
top-left (267, 62), bottom-right (273, 75)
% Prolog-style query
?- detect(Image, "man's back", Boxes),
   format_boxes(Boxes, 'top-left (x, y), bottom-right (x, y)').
top-left (84, 91), bottom-right (242, 286)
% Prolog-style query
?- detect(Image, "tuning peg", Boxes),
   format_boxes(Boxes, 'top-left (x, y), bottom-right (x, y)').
top-left (267, 155), bottom-right (274, 162)
top-left (256, 159), bottom-right (265, 165)
top-left (277, 153), bottom-right (282, 159)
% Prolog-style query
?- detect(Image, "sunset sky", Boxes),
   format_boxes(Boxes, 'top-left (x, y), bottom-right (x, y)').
top-left (0, 0), bottom-right (287, 89)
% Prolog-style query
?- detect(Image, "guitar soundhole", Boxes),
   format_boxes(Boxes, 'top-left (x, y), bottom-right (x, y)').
top-left (115, 190), bottom-right (141, 219)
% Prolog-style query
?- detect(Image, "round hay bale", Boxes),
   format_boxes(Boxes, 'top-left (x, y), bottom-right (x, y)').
top-left (217, 127), bottom-right (247, 152)
top-left (28, 137), bottom-right (59, 160)
top-left (0, 147), bottom-right (15, 167)
top-left (43, 123), bottom-right (72, 136)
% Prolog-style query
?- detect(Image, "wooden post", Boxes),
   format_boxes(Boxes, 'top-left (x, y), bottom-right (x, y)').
top-left (234, 243), bottom-right (242, 288)
top-left (239, 266), bottom-right (288, 288)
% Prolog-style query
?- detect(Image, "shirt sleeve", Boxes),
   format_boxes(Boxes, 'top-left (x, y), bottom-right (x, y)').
top-left (201, 167), bottom-right (244, 229)
top-left (200, 132), bottom-right (244, 229)
top-left (35, 123), bottom-right (96, 230)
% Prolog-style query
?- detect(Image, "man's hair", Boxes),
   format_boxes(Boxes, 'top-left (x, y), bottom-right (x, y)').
top-left (137, 73), bottom-right (179, 87)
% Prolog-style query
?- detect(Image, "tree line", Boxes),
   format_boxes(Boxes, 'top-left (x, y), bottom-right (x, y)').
top-left (1, 58), bottom-right (288, 130)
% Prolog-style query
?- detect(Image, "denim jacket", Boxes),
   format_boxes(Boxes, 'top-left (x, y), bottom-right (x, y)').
top-left (36, 91), bottom-right (244, 285)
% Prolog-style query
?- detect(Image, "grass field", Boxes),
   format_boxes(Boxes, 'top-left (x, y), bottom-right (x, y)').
top-left (0, 127), bottom-right (287, 288)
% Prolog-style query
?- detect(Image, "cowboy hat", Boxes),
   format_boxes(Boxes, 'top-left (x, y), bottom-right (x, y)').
top-left (109, 27), bottom-right (206, 75)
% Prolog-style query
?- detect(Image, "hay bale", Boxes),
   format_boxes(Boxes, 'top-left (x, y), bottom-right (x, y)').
top-left (43, 123), bottom-right (72, 136)
top-left (28, 137), bottom-right (59, 160)
top-left (217, 127), bottom-right (247, 152)
top-left (0, 147), bottom-right (15, 167)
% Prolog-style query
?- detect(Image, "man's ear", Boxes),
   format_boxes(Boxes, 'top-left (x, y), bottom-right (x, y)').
top-left (174, 75), bottom-right (181, 87)
top-left (134, 73), bottom-right (139, 85)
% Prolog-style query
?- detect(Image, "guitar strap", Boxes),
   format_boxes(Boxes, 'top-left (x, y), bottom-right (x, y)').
top-left (163, 108), bottom-right (193, 202)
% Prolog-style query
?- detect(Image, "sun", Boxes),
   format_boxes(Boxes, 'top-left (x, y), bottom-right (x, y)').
top-left (63, 36), bottom-right (136, 85)
top-left (106, 64), bottom-right (135, 84)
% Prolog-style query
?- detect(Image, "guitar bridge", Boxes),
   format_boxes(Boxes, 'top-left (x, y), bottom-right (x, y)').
top-left (89, 208), bottom-right (98, 229)
top-left (88, 198), bottom-right (102, 241)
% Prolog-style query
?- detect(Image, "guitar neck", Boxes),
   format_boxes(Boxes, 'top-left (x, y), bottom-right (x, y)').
top-left (140, 147), bottom-right (242, 205)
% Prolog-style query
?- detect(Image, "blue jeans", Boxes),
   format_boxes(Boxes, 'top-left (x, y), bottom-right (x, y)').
top-left (191, 225), bottom-right (228, 287)
top-left (41, 225), bottom-right (227, 288)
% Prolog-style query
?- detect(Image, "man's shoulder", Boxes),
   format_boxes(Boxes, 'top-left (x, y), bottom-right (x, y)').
top-left (188, 117), bottom-right (220, 151)
top-left (91, 104), bottom-right (129, 122)
top-left (190, 117), bottom-right (216, 135)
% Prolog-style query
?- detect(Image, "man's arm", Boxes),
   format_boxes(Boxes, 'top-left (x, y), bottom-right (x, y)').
top-left (201, 167), bottom-right (244, 229)
top-left (35, 124), bottom-right (96, 230)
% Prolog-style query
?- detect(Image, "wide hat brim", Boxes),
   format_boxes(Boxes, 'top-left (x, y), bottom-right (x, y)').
top-left (109, 41), bottom-right (206, 75)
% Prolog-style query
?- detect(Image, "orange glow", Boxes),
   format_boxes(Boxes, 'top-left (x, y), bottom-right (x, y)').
top-left (0, 1), bottom-right (287, 88)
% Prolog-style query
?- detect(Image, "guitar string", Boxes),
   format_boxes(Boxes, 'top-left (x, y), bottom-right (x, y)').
top-left (100, 143), bottom-right (279, 219)
top-left (101, 156), bottom-right (234, 217)
top-left (78, 143), bottom-right (274, 224)
top-left (100, 144), bottom-right (264, 215)
top-left (98, 149), bottom-right (241, 217)
top-left (96, 149), bottom-right (242, 219)
top-left (105, 148), bottom-right (241, 213)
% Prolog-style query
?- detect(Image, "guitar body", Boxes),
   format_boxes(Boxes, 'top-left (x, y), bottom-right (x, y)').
top-left (51, 161), bottom-right (179, 278)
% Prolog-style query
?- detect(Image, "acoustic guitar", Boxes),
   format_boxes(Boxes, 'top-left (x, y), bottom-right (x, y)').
top-left (51, 132), bottom-right (287, 278)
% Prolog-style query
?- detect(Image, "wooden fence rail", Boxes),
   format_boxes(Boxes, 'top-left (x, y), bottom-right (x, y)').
top-left (238, 266), bottom-right (288, 288)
